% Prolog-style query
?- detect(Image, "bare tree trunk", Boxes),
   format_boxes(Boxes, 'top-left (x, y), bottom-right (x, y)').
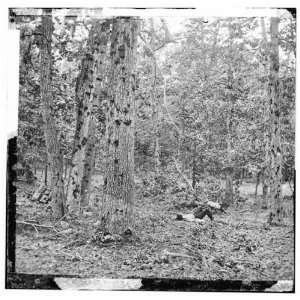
top-left (100, 17), bottom-right (139, 234)
top-left (44, 163), bottom-right (48, 186)
top-left (152, 60), bottom-right (160, 173)
top-left (66, 20), bottom-right (110, 211)
top-left (268, 16), bottom-right (282, 224)
top-left (260, 17), bottom-right (270, 209)
top-left (192, 141), bottom-right (197, 189)
top-left (80, 119), bottom-right (97, 206)
top-left (40, 9), bottom-right (65, 219)
top-left (224, 23), bottom-right (235, 208)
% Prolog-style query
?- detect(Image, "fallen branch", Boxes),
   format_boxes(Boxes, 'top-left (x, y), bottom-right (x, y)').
top-left (163, 250), bottom-right (193, 259)
top-left (17, 221), bottom-right (58, 233)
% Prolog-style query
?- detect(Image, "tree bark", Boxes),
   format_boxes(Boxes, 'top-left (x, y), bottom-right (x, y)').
top-left (152, 63), bottom-right (160, 173)
top-left (223, 23), bottom-right (235, 207)
top-left (260, 17), bottom-right (270, 209)
top-left (100, 17), bottom-right (139, 234)
top-left (192, 141), bottom-right (197, 189)
top-left (40, 9), bottom-right (65, 219)
top-left (268, 16), bottom-right (282, 223)
top-left (66, 20), bottom-right (110, 211)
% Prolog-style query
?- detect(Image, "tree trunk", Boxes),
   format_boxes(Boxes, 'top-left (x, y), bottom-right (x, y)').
top-left (100, 17), bottom-right (139, 234)
top-left (192, 141), bottom-right (197, 189)
top-left (255, 171), bottom-right (260, 200)
top-left (268, 16), bottom-right (282, 223)
top-left (66, 20), bottom-right (110, 211)
top-left (40, 9), bottom-right (65, 219)
top-left (224, 23), bottom-right (235, 207)
top-left (224, 96), bottom-right (234, 207)
top-left (44, 163), bottom-right (48, 186)
top-left (80, 119), bottom-right (97, 206)
top-left (260, 17), bottom-right (270, 209)
top-left (262, 173), bottom-right (268, 208)
top-left (152, 63), bottom-right (160, 173)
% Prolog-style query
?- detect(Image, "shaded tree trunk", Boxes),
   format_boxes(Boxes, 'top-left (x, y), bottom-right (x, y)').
top-left (40, 9), bottom-right (65, 218)
top-left (268, 16), bottom-right (282, 223)
top-left (66, 20), bottom-right (110, 211)
top-left (44, 163), bottom-right (48, 186)
top-left (100, 17), bottom-right (139, 234)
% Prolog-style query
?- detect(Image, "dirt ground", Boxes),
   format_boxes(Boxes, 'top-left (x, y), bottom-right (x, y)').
top-left (15, 176), bottom-right (294, 280)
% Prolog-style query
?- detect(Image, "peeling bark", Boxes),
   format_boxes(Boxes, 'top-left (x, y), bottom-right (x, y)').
top-left (66, 20), bottom-right (111, 211)
top-left (100, 17), bottom-right (139, 234)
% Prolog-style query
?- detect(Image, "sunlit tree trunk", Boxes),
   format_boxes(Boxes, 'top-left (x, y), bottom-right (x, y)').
top-left (40, 9), bottom-right (65, 218)
top-left (66, 20), bottom-right (110, 211)
top-left (100, 17), bottom-right (139, 234)
top-left (268, 16), bottom-right (282, 223)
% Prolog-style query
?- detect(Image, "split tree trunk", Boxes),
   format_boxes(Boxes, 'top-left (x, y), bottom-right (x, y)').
top-left (100, 17), bottom-right (139, 234)
top-left (268, 16), bottom-right (282, 223)
top-left (40, 9), bottom-right (65, 218)
top-left (66, 20), bottom-right (110, 211)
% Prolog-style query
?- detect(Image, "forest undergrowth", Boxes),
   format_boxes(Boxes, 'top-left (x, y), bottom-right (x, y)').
top-left (15, 176), bottom-right (294, 281)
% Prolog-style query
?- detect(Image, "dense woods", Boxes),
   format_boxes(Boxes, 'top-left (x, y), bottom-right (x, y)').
top-left (13, 9), bottom-right (295, 282)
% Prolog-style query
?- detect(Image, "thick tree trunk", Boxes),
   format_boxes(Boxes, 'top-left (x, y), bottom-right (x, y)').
top-left (40, 9), bottom-right (65, 219)
top-left (66, 20), bottom-right (110, 211)
top-left (268, 17), bottom-right (282, 223)
top-left (100, 17), bottom-right (139, 234)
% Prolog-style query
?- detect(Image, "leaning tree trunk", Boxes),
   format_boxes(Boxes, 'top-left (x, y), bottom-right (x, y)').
top-left (66, 20), bottom-right (110, 211)
top-left (100, 17), bottom-right (139, 234)
top-left (40, 9), bottom-right (65, 219)
top-left (268, 16), bottom-right (282, 224)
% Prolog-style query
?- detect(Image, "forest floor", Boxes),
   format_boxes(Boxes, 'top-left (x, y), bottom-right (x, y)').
top-left (15, 175), bottom-right (294, 281)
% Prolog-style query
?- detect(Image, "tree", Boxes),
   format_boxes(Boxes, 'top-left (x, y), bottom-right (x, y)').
top-left (66, 20), bottom-right (110, 211)
top-left (268, 16), bottom-right (282, 223)
top-left (40, 9), bottom-right (65, 218)
top-left (100, 17), bottom-right (139, 234)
